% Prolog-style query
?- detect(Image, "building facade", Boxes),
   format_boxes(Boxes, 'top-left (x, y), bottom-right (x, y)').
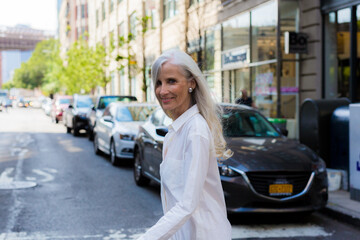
top-left (64, 0), bottom-right (360, 139)
top-left (59, 0), bottom-right (89, 59)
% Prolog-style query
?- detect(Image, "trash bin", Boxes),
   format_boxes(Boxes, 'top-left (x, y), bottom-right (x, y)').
top-left (330, 106), bottom-right (349, 171)
top-left (299, 98), bottom-right (350, 167)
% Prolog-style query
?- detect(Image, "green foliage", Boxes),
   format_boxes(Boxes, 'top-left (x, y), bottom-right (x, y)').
top-left (2, 81), bottom-right (15, 90)
top-left (63, 40), bottom-right (109, 94)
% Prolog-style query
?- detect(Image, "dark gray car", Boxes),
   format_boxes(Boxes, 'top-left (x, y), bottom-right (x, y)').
top-left (133, 104), bottom-right (328, 214)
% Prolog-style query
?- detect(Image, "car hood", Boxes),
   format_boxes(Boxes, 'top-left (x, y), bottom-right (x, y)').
top-left (76, 107), bottom-right (90, 114)
top-left (224, 137), bottom-right (318, 172)
top-left (115, 121), bottom-right (144, 135)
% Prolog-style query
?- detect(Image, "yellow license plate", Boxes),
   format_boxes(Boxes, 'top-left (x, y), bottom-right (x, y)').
top-left (269, 184), bottom-right (293, 196)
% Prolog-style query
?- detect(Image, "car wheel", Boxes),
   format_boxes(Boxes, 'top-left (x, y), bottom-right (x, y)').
top-left (110, 140), bottom-right (119, 166)
top-left (66, 126), bottom-right (71, 133)
top-left (134, 149), bottom-right (150, 186)
top-left (93, 133), bottom-right (101, 155)
top-left (55, 118), bottom-right (59, 124)
top-left (73, 120), bottom-right (79, 136)
top-left (88, 128), bottom-right (94, 141)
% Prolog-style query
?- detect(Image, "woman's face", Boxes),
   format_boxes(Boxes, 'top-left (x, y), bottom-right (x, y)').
top-left (155, 62), bottom-right (195, 120)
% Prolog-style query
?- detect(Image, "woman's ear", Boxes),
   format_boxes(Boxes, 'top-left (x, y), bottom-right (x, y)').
top-left (189, 78), bottom-right (196, 90)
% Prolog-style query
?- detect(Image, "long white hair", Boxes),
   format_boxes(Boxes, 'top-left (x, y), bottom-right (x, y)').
top-left (151, 49), bottom-right (232, 160)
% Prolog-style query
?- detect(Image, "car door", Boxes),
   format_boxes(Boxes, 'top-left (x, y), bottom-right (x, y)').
top-left (96, 106), bottom-right (112, 151)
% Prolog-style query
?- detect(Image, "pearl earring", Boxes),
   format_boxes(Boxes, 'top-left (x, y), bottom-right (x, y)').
top-left (189, 88), bottom-right (193, 93)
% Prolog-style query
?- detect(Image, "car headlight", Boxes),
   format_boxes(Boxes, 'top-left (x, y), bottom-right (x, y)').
top-left (312, 157), bottom-right (326, 173)
top-left (119, 134), bottom-right (135, 141)
top-left (218, 164), bottom-right (240, 177)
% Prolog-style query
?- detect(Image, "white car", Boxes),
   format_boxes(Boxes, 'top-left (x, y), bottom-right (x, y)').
top-left (93, 102), bottom-right (157, 165)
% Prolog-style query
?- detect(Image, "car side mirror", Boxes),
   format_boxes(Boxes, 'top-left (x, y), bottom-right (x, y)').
top-left (91, 105), bottom-right (95, 111)
top-left (156, 127), bottom-right (168, 137)
top-left (278, 127), bottom-right (288, 137)
top-left (103, 115), bottom-right (113, 123)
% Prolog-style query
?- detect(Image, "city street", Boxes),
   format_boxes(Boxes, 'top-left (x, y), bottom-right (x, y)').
top-left (0, 108), bottom-right (359, 240)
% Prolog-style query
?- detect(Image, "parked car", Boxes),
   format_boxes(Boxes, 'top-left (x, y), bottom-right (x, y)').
top-left (51, 95), bottom-right (72, 123)
top-left (87, 95), bottom-right (137, 140)
top-left (133, 104), bottom-right (328, 214)
top-left (63, 94), bottom-right (94, 136)
top-left (42, 97), bottom-right (53, 116)
top-left (93, 102), bottom-right (157, 165)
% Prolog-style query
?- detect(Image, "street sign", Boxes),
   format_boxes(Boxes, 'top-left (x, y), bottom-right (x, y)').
top-left (284, 32), bottom-right (308, 54)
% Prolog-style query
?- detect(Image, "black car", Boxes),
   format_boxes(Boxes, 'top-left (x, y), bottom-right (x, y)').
top-left (87, 95), bottom-right (137, 140)
top-left (133, 104), bottom-right (328, 214)
top-left (64, 94), bottom-right (93, 136)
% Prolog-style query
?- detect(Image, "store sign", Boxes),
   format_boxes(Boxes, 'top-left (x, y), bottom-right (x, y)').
top-left (284, 32), bottom-right (308, 54)
top-left (222, 45), bottom-right (250, 70)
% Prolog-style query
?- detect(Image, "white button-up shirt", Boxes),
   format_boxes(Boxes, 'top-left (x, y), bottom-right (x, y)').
top-left (138, 104), bottom-right (231, 240)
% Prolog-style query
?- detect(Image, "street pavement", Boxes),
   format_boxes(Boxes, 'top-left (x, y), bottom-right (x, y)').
top-left (0, 107), bottom-right (360, 240)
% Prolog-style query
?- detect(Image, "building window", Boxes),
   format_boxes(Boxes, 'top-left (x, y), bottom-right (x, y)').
top-left (81, 4), bottom-right (86, 18)
top-left (131, 77), bottom-right (137, 96)
top-left (222, 12), bottom-right (249, 51)
top-left (111, 72), bottom-right (115, 95)
top-left (120, 69), bottom-right (125, 94)
top-left (189, 0), bottom-right (203, 7)
top-left (163, 0), bottom-right (178, 21)
top-left (129, 12), bottom-right (137, 40)
top-left (96, 9), bottom-right (99, 27)
top-left (118, 0), bottom-right (123, 4)
top-left (109, 0), bottom-right (114, 12)
top-left (251, 1), bottom-right (277, 62)
top-left (102, 1), bottom-right (106, 20)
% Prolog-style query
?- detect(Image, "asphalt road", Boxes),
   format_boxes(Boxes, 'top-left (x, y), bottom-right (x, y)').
top-left (0, 107), bottom-right (360, 240)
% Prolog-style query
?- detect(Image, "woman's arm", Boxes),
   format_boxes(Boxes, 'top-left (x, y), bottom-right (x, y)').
top-left (138, 133), bottom-right (210, 240)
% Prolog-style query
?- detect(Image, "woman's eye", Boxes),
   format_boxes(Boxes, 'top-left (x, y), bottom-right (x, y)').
top-left (168, 79), bottom-right (176, 83)
top-left (156, 80), bottom-right (161, 86)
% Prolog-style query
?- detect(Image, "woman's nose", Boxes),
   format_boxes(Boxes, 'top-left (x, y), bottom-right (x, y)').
top-left (159, 84), bottom-right (169, 95)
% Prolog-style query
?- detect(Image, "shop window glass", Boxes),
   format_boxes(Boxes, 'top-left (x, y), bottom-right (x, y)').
top-left (163, 0), bottom-right (178, 21)
top-left (251, 1), bottom-right (277, 62)
top-left (280, 1), bottom-right (299, 60)
top-left (205, 25), bottom-right (221, 71)
top-left (251, 63), bottom-right (277, 118)
top-left (222, 12), bottom-right (249, 51)
top-left (324, 12), bottom-right (338, 99)
top-left (337, 8), bottom-right (351, 99)
top-left (356, 6), bottom-right (360, 101)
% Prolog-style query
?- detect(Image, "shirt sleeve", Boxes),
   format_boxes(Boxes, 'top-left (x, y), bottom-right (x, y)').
top-left (137, 132), bottom-right (211, 240)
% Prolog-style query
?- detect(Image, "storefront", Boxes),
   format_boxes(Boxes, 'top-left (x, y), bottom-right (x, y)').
top-left (204, 0), bottom-right (300, 131)
top-left (322, 0), bottom-right (360, 103)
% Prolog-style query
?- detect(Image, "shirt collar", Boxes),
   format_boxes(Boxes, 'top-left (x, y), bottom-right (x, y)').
top-left (169, 104), bottom-right (199, 132)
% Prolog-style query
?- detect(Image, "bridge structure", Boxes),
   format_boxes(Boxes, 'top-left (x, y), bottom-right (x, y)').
top-left (0, 25), bottom-right (51, 51)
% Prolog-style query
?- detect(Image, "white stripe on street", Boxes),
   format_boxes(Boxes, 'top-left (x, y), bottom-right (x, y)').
top-left (0, 224), bottom-right (332, 240)
top-left (231, 223), bottom-right (332, 238)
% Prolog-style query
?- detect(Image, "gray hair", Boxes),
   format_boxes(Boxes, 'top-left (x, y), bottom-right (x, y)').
top-left (151, 49), bottom-right (232, 160)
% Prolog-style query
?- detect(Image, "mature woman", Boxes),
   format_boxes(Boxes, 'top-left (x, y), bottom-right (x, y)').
top-left (138, 49), bottom-right (232, 240)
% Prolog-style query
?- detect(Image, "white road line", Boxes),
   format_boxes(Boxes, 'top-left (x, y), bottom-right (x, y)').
top-left (231, 223), bottom-right (332, 238)
top-left (32, 169), bottom-right (55, 182)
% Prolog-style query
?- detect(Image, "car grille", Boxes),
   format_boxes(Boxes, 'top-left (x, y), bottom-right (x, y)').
top-left (246, 171), bottom-right (312, 199)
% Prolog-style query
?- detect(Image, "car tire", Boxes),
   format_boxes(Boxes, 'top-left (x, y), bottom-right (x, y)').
top-left (110, 140), bottom-right (119, 166)
top-left (88, 128), bottom-right (94, 141)
top-left (55, 118), bottom-right (59, 124)
top-left (134, 149), bottom-right (150, 186)
top-left (73, 120), bottom-right (79, 136)
top-left (66, 126), bottom-right (71, 133)
top-left (93, 133), bottom-right (101, 155)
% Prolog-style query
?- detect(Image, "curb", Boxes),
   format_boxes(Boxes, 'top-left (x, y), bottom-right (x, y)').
top-left (320, 205), bottom-right (360, 228)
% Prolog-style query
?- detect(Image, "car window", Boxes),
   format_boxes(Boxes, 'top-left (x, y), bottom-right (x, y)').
top-left (117, 105), bottom-right (157, 122)
top-left (222, 109), bottom-right (280, 137)
top-left (151, 109), bottom-right (164, 126)
top-left (103, 107), bottom-right (111, 117)
top-left (98, 96), bottom-right (137, 109)
top-left (76, 97), bottom-right (93, 108)
top-left (59, 98), bottom-right (71, 104)
top-left (116, 107), bottom-right (133, 121)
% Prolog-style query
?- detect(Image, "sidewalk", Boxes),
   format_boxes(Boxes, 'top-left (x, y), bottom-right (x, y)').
top-left (321, 190), bottom-right (360, 228)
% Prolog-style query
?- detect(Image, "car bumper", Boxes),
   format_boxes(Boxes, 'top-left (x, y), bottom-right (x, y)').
top-left (115, 140), bottom-right (135, 159)
top-left (221, 171), bottom-right (328, 214)
top-left (74, 115), bottom-right (89, 130)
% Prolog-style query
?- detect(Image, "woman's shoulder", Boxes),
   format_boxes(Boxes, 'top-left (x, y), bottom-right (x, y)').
top-left (184, 113), bottom-right (210, 136)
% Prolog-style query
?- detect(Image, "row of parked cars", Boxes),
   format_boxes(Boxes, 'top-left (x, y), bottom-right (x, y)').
top-left (46, 94), bottom-right (329, 215)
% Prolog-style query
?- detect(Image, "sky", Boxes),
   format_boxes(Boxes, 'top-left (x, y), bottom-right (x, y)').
top-left (0, 0), bottom-right (58, 33)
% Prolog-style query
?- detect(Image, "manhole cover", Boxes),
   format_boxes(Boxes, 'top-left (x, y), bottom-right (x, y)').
top-left (0, 181), bottom-right (37, 190)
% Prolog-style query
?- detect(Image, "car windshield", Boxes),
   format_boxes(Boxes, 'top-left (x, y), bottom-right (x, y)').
top-left (98, 96), bottom-right (137, 109)
top-left (116, 105), bottom-right (156, 122)
top-left (222, 109), bottom-right (280, 138)
top-left (59, 98), bottom-right (71, 104)
top-left (77, 97), bottom-right (92, 108)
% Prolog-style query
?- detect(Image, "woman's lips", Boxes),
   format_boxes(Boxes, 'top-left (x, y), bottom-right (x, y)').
top-left (161, 98), bottom-right (172, 104)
